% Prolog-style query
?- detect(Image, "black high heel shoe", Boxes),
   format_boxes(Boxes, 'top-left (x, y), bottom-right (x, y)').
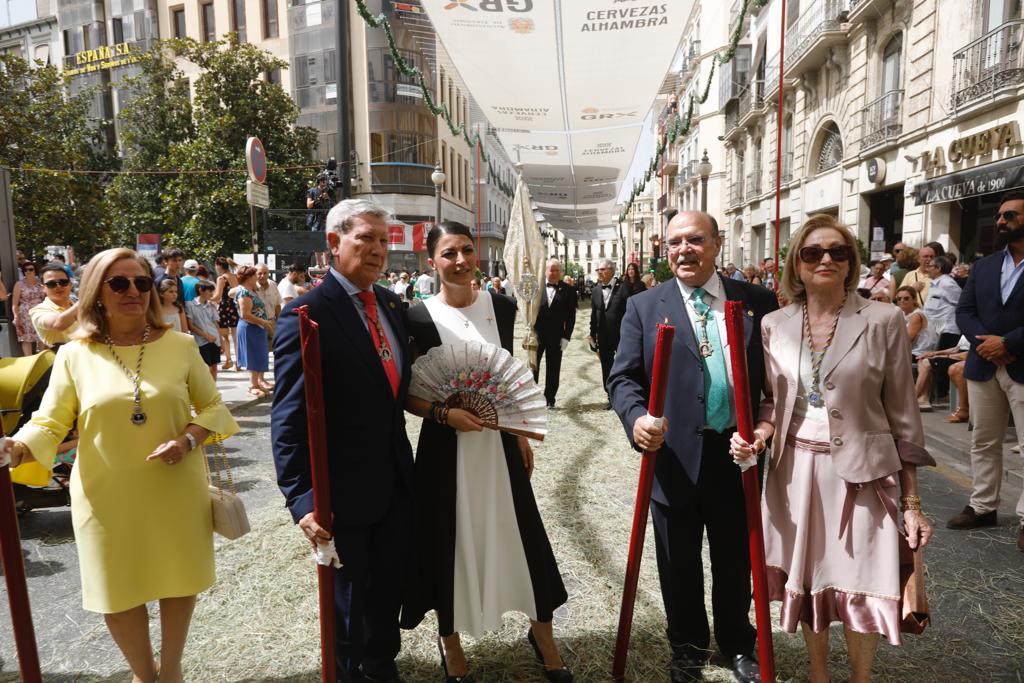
top-left (437, 638), bottom-right (475, 683)
top-left (527, 629), bottom-right (574, 683)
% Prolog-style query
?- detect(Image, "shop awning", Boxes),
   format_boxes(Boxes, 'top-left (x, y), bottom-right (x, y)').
top-left (912, 156), bottom-right (1024, 205)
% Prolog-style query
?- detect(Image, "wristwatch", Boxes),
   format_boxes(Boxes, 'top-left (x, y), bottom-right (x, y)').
top-left (183, 432), bottom-right (198, 450)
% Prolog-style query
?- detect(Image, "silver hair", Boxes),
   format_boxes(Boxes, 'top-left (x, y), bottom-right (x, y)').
top-left (596, 258), bottom-right (616, 272)
top-left (546, 257), bottom-right (562, 267)
top-left (325, 198), bottom-right (391, 235)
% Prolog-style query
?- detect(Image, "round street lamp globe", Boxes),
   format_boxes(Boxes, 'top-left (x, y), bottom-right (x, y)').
top-left (431, 162), bottom-right (446, 187)
top-left (697, 149), bottom-right (713, 180)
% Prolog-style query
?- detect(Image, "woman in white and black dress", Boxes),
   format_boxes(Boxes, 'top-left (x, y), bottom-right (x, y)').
top-left (402, 222), bottom-right (571, 683)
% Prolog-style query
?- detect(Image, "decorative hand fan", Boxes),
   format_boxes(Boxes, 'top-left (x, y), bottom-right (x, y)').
top-left (410, 341), bottom-right (548, 440)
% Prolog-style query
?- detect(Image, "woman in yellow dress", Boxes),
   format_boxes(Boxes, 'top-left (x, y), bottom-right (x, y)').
top-left (5, 248), bottom-right (238, 683)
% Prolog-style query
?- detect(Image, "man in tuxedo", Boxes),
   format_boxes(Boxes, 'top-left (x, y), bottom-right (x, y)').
top-left (534, 257), bottom-right (576, 408)
top-left (949, 191), bottom-right (1024, 553)
top-left (272, 198), bottom-right (414, 683)
top-left (609, 211), bottom-right (777, 683)
top-left (587, 258), bottom-right (628, 408)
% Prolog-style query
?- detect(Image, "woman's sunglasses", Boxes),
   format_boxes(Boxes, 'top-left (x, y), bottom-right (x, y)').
top-left (799, 245), bottom-right (853, 264)
top-left (105, 276), bottom-right (154, 293)
top-left (43, 278), bottom-right (71, 289)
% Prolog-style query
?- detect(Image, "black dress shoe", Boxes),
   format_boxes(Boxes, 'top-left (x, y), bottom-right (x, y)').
top-left (668, 652), bottom-right (706, 682)
top-left (546, 399), bottom-right (556, 409)
top-left (947, 505), bottom-right (998, 529)
top-left (729, 654), bottom-right (761, 683)
top-left (526, 629), bottom-right (573, 682)
top-left (437, 639), bottom-right (475, 683)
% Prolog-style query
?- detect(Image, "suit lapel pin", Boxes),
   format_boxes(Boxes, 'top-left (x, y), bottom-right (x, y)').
top-left (746, 310), bottom-right (754, 317)
top-left (389, 302), bottom-right (396, 309)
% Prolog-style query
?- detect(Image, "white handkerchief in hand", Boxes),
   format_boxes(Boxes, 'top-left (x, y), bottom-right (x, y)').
top-left (733, 454), bottom-right (757, 472)
top-left (560, 338), bottom-right (569, 351)
top-left (0, 438), bottom-right (10, 468)
top-left (312, 538), bottom-right (343, 569)
top-left (645, 414), bottom-right (665, 430)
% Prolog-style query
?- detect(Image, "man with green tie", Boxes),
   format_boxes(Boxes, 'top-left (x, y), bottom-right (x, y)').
top-left (608, 211), bottom-right (778, 683)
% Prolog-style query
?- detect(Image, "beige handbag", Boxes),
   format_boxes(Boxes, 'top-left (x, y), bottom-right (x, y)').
top-left (205, 435), bottom-right (250, 540)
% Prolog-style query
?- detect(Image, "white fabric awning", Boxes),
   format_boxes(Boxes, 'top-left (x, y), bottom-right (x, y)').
top-left (423, 0), bottom-right (689, 240)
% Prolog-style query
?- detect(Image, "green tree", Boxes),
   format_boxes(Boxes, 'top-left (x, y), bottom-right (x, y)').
top-left (106, 45), bottom-right (194, 247)
top-left (0, 54), bottom-right (114, 257)
top-left (563, 261), bottom-right (585, 281)
top-left (110, 36), bottom-right (318, 260)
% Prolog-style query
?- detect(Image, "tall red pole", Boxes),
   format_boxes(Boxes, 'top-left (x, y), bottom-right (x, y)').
top-left (773, 0), bottom-right (788, 279)
top-left (612, 323), bottom-right (675, 682)
top-left (0, 429), bottom-right (43, 683)
top-left (298, 306), bottom-right (337, 683)
top-left (724, 301), bottom-right (776, 683)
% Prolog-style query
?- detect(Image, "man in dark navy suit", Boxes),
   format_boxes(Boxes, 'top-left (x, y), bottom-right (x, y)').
top-left (949, 191), bottom-right (1024, 553)
top-left (272, 198), bottom-right (414, 682)
top-left (587, 257), bottom-right (628, 407)
top-left (609, 211), bottom-right (777, 683)
top-left (533, 257), bottom-right (576, 408)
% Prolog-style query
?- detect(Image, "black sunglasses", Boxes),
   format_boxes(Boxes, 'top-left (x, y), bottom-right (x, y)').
top-left (105, 276), bottom-right (154, 293)
top-left (799, 245), bottom-right (854, 264)
top-left (43, 278), bottom-right (71, 289)
top-left (995, 210), bottom-right (1020, 222)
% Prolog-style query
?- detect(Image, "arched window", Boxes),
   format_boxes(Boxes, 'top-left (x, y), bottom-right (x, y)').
top-left (881, 34), bottom-right (902, 95)
top-left (815, 122), bottom-right (843, 174)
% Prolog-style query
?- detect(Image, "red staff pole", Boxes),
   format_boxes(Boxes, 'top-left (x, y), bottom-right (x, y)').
top-left (0, 430), bottom-right (43, 683)
top-left (298, 306), bottom-right (337, 683)
top-left (612, 322), bottom-right (675, 682)
top-left (724, 301), bottom-right (776, 683)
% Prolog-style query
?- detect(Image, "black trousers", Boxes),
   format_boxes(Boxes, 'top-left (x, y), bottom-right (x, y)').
top-left (650, 428), bottom-right (756, 660)
top-left (598, 344), bottom-right (615, 394)
top-left (332, 482), bottom-right (411, 682)
top-left (534, 337), bottom-right (563, 404)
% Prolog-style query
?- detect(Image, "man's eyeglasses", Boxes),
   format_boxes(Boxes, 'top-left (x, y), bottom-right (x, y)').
top-left (798, 245), bottom-right (854, 263)
top-left (43, 279), bottom-right (71, 289)
top-left (105, 276), bottom-right (154, 293)
top-left (994, 210), bottom-right (1020, 222)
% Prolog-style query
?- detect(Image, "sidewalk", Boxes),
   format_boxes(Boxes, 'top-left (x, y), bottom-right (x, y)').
top-left (920, 400), bottom-right (1022, 507)
top-left (214, 357), bottom-right (274, 412)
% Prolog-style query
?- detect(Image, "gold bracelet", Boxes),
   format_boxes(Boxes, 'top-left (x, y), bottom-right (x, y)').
top-left (900, 494), bottom-right (922, 512)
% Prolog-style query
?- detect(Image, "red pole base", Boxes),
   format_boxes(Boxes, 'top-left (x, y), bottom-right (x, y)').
top-left (0, 464), bottom-right (43, 683)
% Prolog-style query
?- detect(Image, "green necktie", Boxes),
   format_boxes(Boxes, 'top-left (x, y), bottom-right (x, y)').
top-left (692, 287), bottom-right (732, 432)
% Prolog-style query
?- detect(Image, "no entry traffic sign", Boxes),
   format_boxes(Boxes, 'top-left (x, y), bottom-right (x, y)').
top-left (246, 136), bottom-right (267, 184)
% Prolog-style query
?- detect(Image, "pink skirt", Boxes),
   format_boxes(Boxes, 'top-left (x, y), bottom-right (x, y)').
top-left (763, 415), bottom-right (904, 644)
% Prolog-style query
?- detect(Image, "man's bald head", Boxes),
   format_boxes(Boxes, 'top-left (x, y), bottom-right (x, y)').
top-left (668, 211), bottom-right (720, 241)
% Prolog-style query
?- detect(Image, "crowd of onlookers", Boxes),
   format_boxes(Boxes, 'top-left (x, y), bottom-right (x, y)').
top-left (0, 247), bottom-right (319, 400)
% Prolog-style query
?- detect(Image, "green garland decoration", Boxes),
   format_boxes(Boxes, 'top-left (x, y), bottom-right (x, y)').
top-left (618, 0), bottom-right (769, 223)
top-left (354, 0), bottom-right (513, 199)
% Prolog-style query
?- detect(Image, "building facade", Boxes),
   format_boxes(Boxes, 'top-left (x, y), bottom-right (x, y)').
top-left (1, 0), bottom-right (60, 67)
top-left (723, 0), bottom-right (1024, 267)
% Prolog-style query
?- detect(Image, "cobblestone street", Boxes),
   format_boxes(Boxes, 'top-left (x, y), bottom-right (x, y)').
top-left (2, 309), bottom-right (1022, 682)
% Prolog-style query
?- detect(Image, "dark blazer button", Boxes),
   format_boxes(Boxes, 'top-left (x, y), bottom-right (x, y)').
top-left (697, 395), bottom-right (705, 403)
top-left (832, 436), bottom-right (843, 446)
top-left (829, 408), bottom-right (841, 419)
top-left (696, 428), bottom-right (703, 435)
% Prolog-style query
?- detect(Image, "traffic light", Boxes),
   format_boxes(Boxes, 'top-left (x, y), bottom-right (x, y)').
top-left (650, 236), bottom-right (662, 268)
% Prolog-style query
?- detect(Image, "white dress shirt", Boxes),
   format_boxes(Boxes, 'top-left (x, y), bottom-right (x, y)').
top-left (921, 273), bottom-right (961, 335)
top-left (600, 280), bottom-right (614, 309)
top-left (1000, 247), bottom-right (1024, 303)
top-left (674, 274), bottom-right (737, 429)
top-left (331, 268), bottom-right (403, 373)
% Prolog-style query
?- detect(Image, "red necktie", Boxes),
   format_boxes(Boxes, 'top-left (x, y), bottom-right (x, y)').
top-left (357, 291), bottom-right (400, 398)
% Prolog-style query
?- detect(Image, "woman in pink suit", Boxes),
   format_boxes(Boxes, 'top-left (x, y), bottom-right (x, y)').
top-left (730, 215), bottom-right (934, 683)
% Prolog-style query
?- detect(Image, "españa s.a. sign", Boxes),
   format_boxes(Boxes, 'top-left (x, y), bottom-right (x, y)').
top-left (64, 41), bottom-right (140, 77)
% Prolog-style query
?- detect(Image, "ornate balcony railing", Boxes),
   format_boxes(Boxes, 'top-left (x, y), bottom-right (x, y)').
top-left (951, 19), bottom-right (1024, 111)
top-left (860, 89), bottom-right (904, 149)
top-left (784, 0), bottom-right (847, 69)
top-left (745, 170), bottom-right (763, 200)
top-left (767, 152), bottom-right (795, 188)
top-left (729, 179), bottom-right (744, 208)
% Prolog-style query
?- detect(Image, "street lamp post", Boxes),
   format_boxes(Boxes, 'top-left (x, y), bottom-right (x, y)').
top-left (619, 220), bottom-right (626, 273)
top-left (431, 161), bottom-right (446, 289)
top-left (697, 149), bottom-right (712, 213)
top-left (638, 218), bottom-right (646, 269)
